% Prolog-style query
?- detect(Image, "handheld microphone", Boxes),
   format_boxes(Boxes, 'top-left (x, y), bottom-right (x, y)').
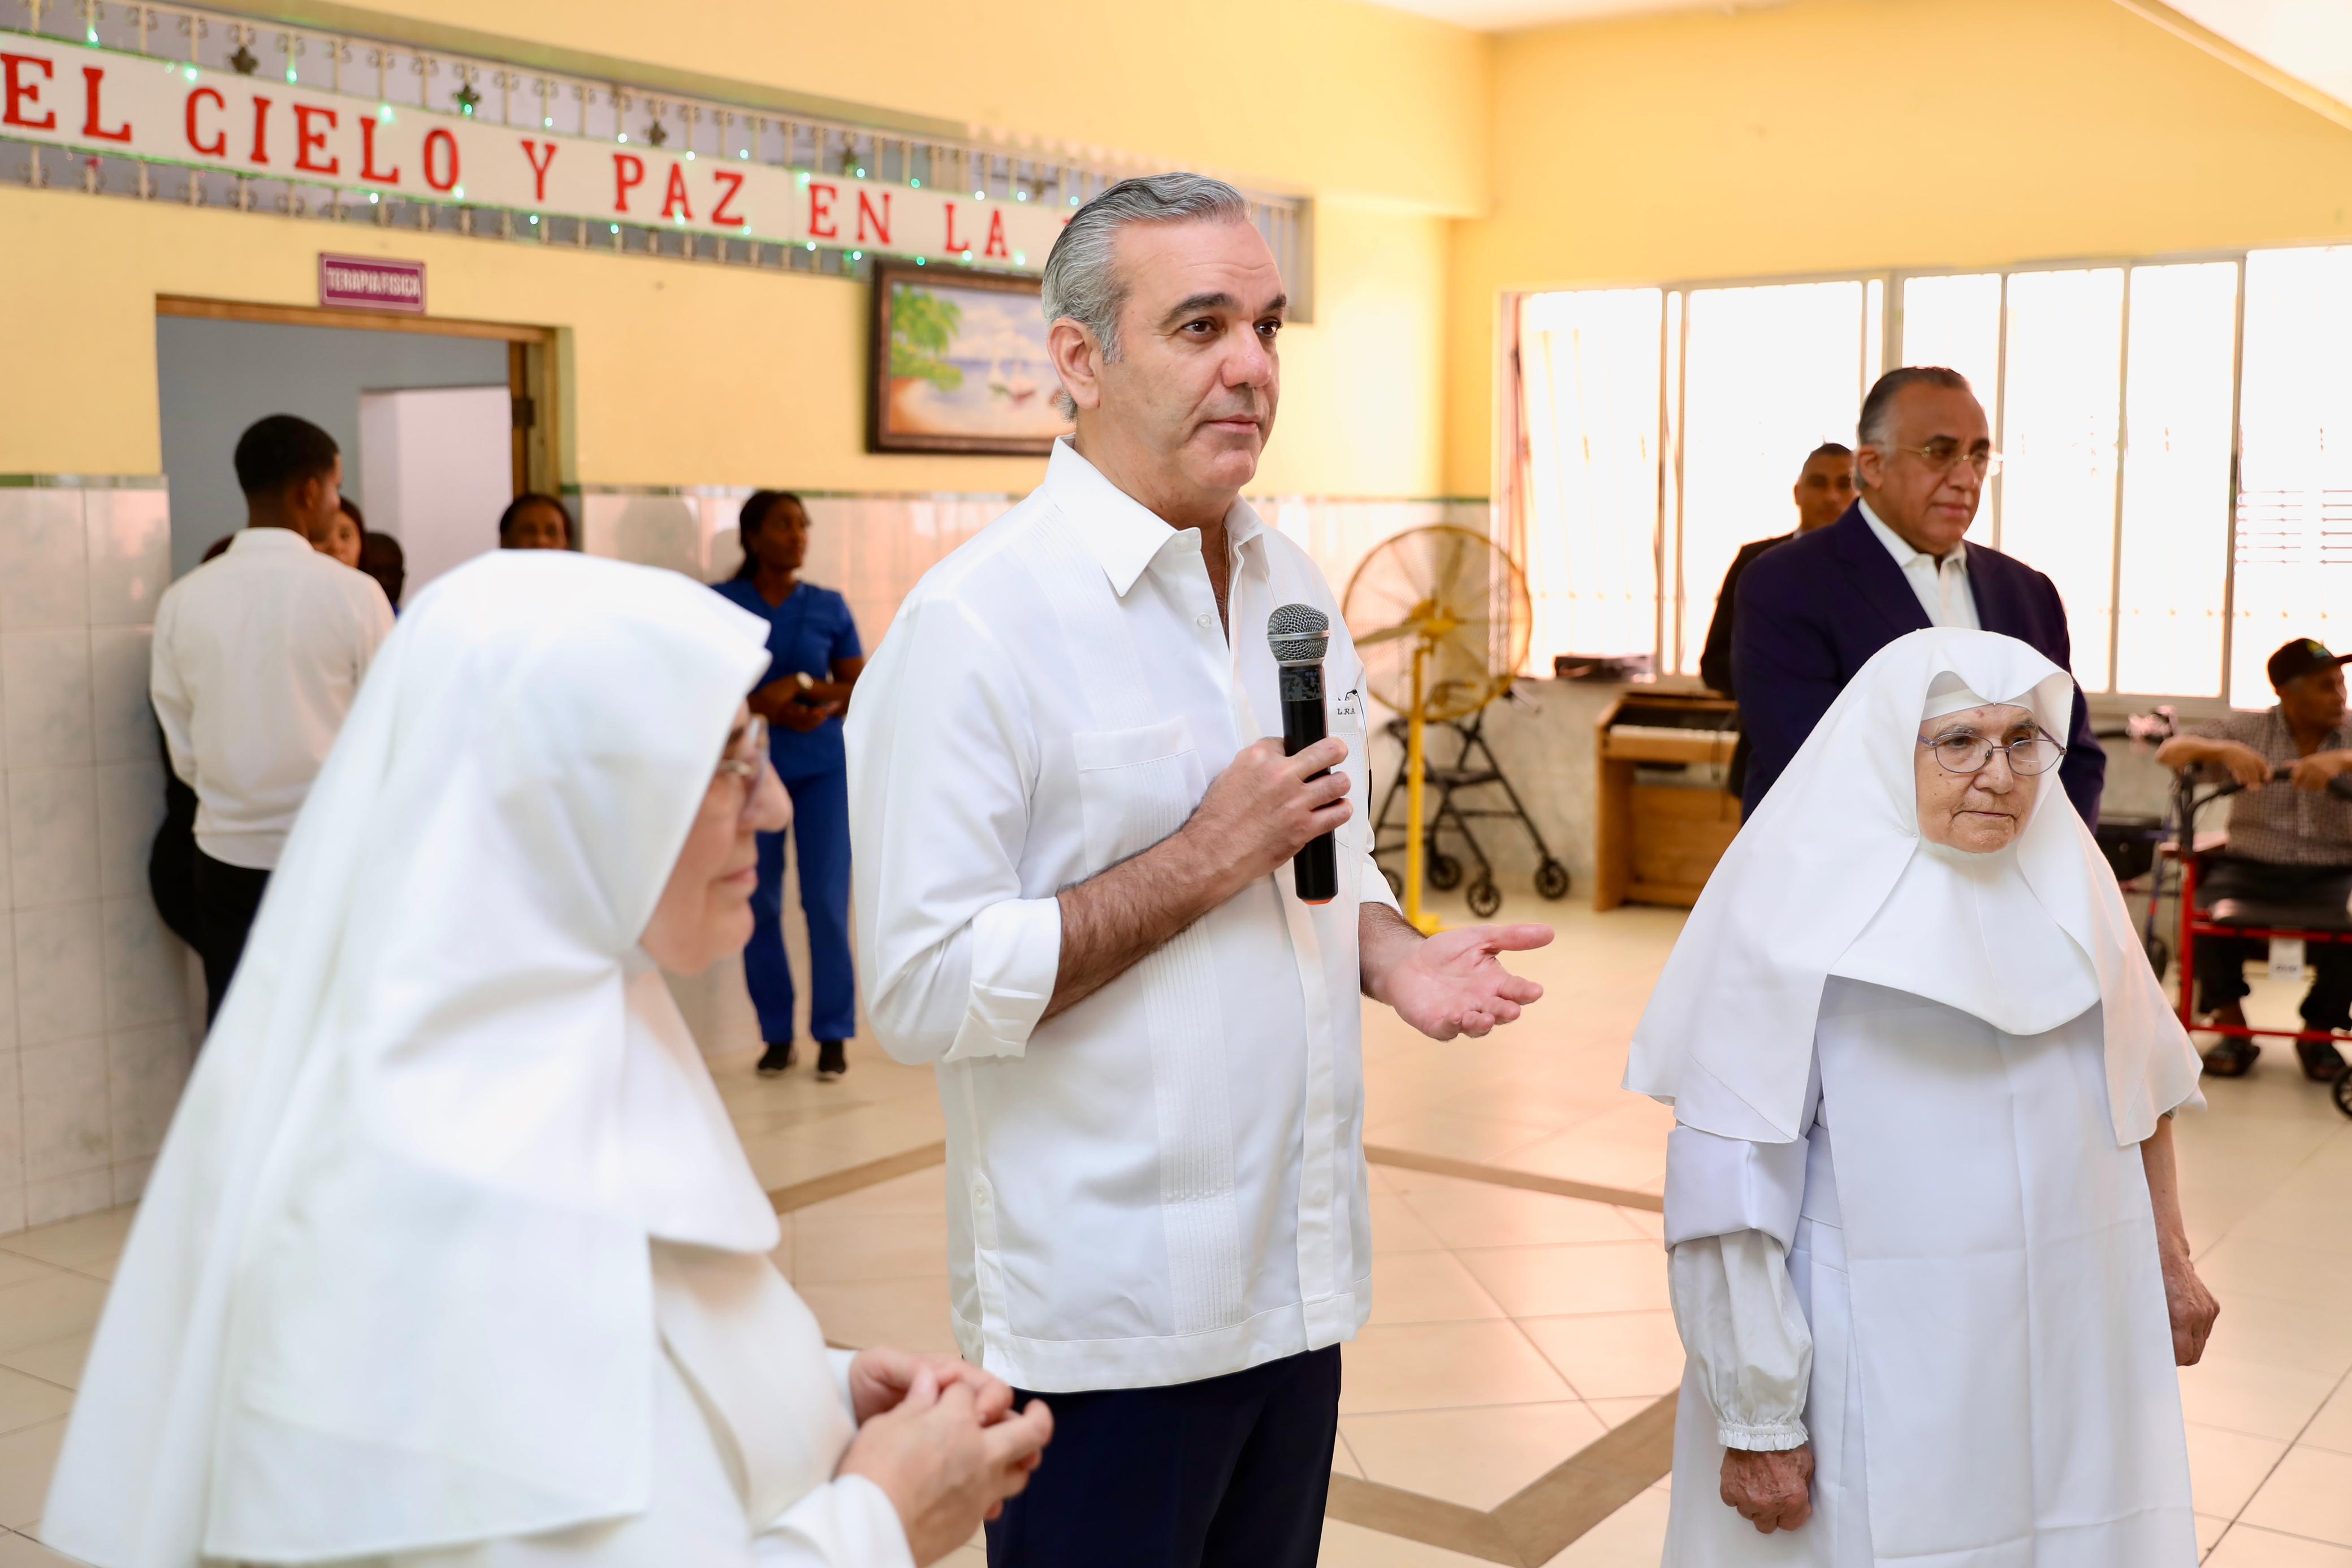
top-left (1268, 603), bottom-right (1338, 905)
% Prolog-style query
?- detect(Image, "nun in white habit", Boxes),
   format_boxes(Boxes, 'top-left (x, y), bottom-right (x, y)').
top-left (42, 551), bottom-right (1049, 1567)
top-left (1627, 627), bottom-right (2216, 1564)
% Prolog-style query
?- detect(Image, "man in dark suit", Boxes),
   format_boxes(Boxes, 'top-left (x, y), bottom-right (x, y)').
top-left (1733, 366), bottom-right (2105, 824)
top-left (1699, 443), bottom-right (1856, 698)
top-left (1699, 443), bottom-right (1854, 800)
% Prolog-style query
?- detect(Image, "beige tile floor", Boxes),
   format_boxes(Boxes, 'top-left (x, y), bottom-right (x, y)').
top-left (0, 894), bottom-right (2346, 1566)
top-left (781, 1157), bottom-right (1672, 1568)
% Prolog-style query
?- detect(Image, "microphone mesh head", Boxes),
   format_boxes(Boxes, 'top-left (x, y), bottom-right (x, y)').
top-left (1267, 602), bottom-right (1330, 664)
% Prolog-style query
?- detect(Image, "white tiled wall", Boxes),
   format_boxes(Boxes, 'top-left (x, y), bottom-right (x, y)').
top-left (579, 488), bottom-right (1013, 657)
top-left (0, 481), bottom-right (1497, 1227)
top-left (581, 488), bottom-right (1018, 1064)
top-left (1363, 674), bottom-right (1620, 902)
top-left (0, 484), bottom-right (187, 1233)
top-left (579, 487), bottom-right (1491, 662)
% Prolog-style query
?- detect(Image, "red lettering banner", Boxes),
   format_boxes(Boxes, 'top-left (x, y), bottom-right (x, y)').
top-left (0, 36), bottom-right (1068, 270)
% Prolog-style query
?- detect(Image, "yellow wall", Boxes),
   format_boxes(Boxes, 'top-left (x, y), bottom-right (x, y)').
top-left (333, 0), bottom-right (1490, 216)
top-left (38, 0), bottom-right (2352, 505)
top-left (1264, 201), bottom-right (1453, 496)
top-left (1446, 0), bottom-right (2352, 494)
top-left (0, 0), bottom-right (1485, 497)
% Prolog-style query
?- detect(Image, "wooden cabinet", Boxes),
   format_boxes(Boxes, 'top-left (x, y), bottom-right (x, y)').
top-left (1593, 692), bottom-right (1741, 911)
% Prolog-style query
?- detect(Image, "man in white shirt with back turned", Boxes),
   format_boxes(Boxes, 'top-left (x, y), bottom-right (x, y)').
top-left (846, 174), bottom-right (1554, 1568)
top-left (153, 414), bottom-right (392, 1023)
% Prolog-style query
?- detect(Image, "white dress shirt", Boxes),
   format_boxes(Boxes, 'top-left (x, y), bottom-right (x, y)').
top-left (845, 439), bottom-right (1397, 1393)
top-left (1860, 498), bottom-right (1979, 630)
top-left (1663, 1069), bottom-right (1820, 1453)
top-left (152, 526), bottom-right (394, 869)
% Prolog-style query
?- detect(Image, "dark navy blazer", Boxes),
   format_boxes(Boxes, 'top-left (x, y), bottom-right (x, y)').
top-left (1731, 503), bottom-right (2105, 825)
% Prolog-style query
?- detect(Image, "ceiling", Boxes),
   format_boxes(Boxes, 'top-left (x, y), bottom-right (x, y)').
top-left (1362, 0), bottom-right (2352, 119)
top-left (2162, 0), bottom-right (2352, 108)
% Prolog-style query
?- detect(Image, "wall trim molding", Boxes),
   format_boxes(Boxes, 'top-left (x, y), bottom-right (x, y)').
top-left (158, 294), bottom-right (554, 345)
top-left (0, 475), bottom-right (169, 488)
top-left (182, 0), bottom-right (972, 144)
top-left (566, 482), bottom-right (1491, 506)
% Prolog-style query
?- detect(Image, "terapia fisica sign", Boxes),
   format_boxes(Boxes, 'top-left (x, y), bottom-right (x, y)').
top-left (0, 34), bottom-right (1071, 270)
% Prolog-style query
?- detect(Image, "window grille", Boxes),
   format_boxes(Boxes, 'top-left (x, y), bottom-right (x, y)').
top-left (1510, 246), bottom-right (2351, 703)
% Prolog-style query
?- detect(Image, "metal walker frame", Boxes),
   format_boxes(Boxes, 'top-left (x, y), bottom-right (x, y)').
top-left (1369, 702), bottom-right (1571, 919)
top-left (2158, 765), bottom-right (2352, 1118)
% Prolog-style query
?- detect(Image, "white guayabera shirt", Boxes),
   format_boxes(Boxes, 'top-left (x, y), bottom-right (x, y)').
top-left (846, 439), bottom-right (1398, 1394)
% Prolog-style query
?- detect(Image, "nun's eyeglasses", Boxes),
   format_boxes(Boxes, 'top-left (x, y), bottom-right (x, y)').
top-left (716, 716), bottom-right (774, 817)
top-left (1919, 729), bottom-right (2065, 776)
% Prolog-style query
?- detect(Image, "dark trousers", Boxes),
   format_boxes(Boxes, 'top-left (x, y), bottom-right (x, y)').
top-left (745, 766), bottom-right (857, 1045)
top-left (985, 1346), bottom-right (1341, 1568)
top-left (2193, 856), bottom-right (2352, 1029)
top-left (191, 849), bottom-right (271, 1025)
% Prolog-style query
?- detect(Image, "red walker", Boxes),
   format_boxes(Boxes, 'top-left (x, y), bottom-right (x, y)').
top-left (2162, 764), bottom-right (2352, 1119)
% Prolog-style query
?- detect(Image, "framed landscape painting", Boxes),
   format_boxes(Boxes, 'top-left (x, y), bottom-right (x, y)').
top-left (868, 262), bottom-right (1070, 455)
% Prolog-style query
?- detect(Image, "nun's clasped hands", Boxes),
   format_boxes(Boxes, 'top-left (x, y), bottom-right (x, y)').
top-left (838, 1355), bottom-right (1053, 1563)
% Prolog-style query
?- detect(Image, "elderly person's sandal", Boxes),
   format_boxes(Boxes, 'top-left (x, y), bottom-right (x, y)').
top-left (2201, 1038), bottom-right (2260, 1077)
top-left (2297, 1039), bottom-right (2347, 1082)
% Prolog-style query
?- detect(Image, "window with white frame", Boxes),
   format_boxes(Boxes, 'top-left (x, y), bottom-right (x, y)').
top-left (1509, 246), bottom-right (2352, 707)
top-left (1512, 279), bottom-right (1879, 678)
top-left (1515, 288), bottom-right (1667, 665)
top-left (2235, 249), bottom-right (2352, 706)
top-left (1676, 280), bottom-right (1881, 677)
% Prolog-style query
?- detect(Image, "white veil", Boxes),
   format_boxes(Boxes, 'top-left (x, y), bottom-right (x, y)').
top-left (1625, 627), bottom-right (2200, 1147)
top-left (45, 552), bottom-right (779, 1565)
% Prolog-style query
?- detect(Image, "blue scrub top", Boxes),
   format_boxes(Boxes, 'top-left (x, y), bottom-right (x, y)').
top-left (713, 578), bottom-right (863, 778)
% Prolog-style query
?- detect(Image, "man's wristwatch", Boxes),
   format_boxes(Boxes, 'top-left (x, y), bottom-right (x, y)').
top-left (794, 670), bottom-right (815, 694)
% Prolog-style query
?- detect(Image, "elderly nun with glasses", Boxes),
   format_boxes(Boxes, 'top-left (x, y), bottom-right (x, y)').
top-left (44, 552), bottom-right (1048, 1568)
top-left (1627, 627), bottom-right (2216, 1563)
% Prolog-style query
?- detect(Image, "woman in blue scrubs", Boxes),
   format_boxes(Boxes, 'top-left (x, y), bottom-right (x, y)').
top-left (714, 491), bottom-right (864, 1081)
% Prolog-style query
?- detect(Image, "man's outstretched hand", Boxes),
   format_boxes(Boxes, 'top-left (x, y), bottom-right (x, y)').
top-left (1363, 910), bottom-right (1550, 1040)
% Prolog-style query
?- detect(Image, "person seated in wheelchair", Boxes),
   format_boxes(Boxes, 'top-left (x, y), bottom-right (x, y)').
top-left (2155, 638), bottom-right (2352, 1082)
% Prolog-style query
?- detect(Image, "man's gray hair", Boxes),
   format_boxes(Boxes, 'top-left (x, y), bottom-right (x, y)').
top-left (1041, 173), bottom-right (1252, 418)
top-left (1857, 365), bottom-right (1974, 448)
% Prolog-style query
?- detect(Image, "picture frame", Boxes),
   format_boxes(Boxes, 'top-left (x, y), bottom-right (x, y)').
top-left (867, 261), bottom-right (1070, 456)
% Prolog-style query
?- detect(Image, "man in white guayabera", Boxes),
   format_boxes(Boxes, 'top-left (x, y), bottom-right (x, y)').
top-left (846, 174), bottom-right (1554, 1568)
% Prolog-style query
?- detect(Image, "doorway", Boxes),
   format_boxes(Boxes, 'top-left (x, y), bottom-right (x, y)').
top-left (358, 385), bottom-right (515, 596)
top-left (153, 297), bottom-right (559, 602)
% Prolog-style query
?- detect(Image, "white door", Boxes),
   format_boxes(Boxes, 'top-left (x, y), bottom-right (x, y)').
top-left (357, 385), bottom-right (514, 603)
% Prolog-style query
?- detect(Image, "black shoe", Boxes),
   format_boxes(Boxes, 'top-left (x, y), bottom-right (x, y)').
top-left (816, 1039), bottom-right (847, 1081)
top-left (757, 1041), bottom-right (797, 1077)
top-left (2296, 1037), bottom-right (2349, 1082)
